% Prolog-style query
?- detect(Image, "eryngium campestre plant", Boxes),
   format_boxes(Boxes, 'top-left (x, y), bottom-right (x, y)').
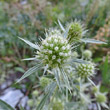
top-left (18, 20), bottom-right (107, 110)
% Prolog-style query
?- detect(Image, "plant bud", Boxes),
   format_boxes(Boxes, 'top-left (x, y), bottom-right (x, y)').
top-left (32, 90), bottom-right (39, 96)
top-left (92, 86), bottom-right (98, 93)
top-left (27, 99), bottom-right (34, 107)
top-left (67, 21), bottom-right (83, 43)
top-left (52, 101), bottom-right (64, 110)
top-left (83, 50), bottom-right (92, 59)
top-left (96, 93), bottom-right (107, 103)
top-left (40, 77), bottom-right (51, 88)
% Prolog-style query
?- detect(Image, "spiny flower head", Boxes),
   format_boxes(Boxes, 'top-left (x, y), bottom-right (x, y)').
top-left (38, 29), bottom-right (71, 68)
top-left (96, 93), bottom-right (107, 103)
top-left (32, 90), bottom-right (39, 96)
top-left (76, 63), bottom-right (95, 78)
top-left (83, 50), bottom-right (92, 59)
top-left (52, 99), bottom-right (64, 110)
top-left (27, 99), bottom-right (34, 107)
top-left (92, 84), bottom-right (101, 93)
top-left (40, 77), bottom-right (51, 88)
top-left (67, 21), bottom-right (84, 43)
top-left (92, 86), bottom-right (98, 93)
top-left (72, 51), bottom-right (78, 58)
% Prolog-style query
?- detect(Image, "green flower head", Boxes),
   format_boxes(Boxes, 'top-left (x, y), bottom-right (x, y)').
top-left (32, 90), bottom-right (39, 96)
top-left (67, 21), bottom-right (84, 43)
top-left (76, 63), bottom-right (95, 78)
top-left (38, 29), bottom-right (71, 68)
top-left (83, 50), bottom-right (92, 59)
top-left (92, 86), bottom-right (98, 93)
top-left (40, 77), bottom-right (51, 88)
top-left (27, 99), bottom-right (34, 107)
top-left (52, 100), bottom-right (64, 110)
top-left (96, 93), bottom-right (107, 103)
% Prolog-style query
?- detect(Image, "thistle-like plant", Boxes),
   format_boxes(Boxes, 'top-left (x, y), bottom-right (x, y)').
top-left (17, 20), bottom-right (107, 110)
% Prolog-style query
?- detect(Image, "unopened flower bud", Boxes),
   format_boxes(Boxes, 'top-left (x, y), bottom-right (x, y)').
top-left (40, 77), bottom-right (51, 88)
top-left (83, 50), bottom-right (92, 59)
top-left (96, 93), bottom-right (107, 103)
top-left (27, 99), bottom-right (34, 107)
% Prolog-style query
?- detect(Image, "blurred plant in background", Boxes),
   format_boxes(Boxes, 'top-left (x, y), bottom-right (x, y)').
top-left (0, 0), bottom-right (47, 83)
top-left (90, 17), bottom-right (110, 53)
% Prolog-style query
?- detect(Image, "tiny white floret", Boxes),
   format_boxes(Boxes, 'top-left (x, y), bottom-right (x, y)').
top-left (57, 59), bottom-right (61, 63)
top-left (65, 53), bottom-right (68, 57)
top-left (50, 44), bottom-right (54, 48)
top-left (59, 52), bottom-right (63, 56)
top-left (45, 55), bottom-right (48, 59)
top-left (49, 50), bottom-right (52, 54)
top-left (54, 47), bottom-right (59, 51)
top-left (52, 55), bottom-right (56, 60)
top-left (61, 40), bottom-right (64, 44)
top-left (45, 43), bottom-right (49, 46)
top-left (48, 37), bottom-right (51, 41)
top-left (54, 39), bottom-right (58, 43)
top-left (62, 46), bottom-right (66, 50)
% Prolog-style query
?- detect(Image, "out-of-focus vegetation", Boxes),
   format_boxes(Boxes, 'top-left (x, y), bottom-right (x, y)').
top-left (0, 0), bottom-right (110, 109)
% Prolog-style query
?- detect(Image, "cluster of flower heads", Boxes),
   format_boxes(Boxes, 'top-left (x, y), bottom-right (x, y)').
top-left (37, 29), bottom-right (71, 68)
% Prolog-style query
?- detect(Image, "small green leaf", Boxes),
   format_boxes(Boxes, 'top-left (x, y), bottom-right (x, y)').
top-left (14, 67), bottom-right (25, 73)
top-left (0, 99), bottom-right (14, 110)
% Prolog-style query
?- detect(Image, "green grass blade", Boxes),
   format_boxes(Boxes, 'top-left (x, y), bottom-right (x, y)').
top-left (0, 99), bottom-right (14, 110)
top-left (101, 56), bottom-right (109, 83)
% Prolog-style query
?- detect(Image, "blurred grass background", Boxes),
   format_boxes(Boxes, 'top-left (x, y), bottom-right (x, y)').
top-left (0, 0), bottom-right (110, 92)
